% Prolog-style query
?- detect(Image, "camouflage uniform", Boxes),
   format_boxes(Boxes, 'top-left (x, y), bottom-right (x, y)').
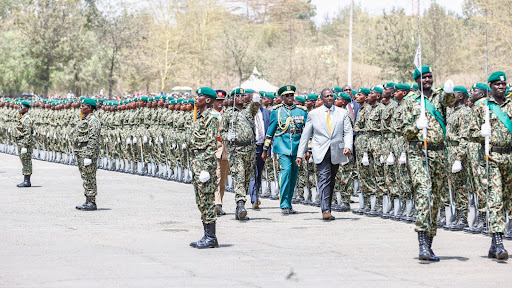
top-left (470, 97), bottom-right (512, 234)
top-left (16, 113), bottom-right (34, 175)
top-left (73, 112), bottom-right (102, 201)
top-left (402, 89), bottom-right (454, 236)
top-left (189, 108), bottom-right (219, 224)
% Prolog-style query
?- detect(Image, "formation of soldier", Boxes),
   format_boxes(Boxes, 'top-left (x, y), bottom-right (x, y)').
top-left (1, 66), bottom-right (512, 259)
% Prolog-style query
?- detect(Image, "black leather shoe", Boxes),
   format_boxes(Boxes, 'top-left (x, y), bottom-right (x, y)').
top-left (75, 198), bottom-right (97, 211)
top-left (417, 232), bottom-right (431, 261)
top-left (322, 212), bottom-right (335, 221)
top-left (492, 233), bottom-right (509, 260)
top-left (288, 208), bottom-right (298, 214)
top-left (190, 223), bottom-right (207, 247)
top-left (17, 175), bottom-right (31, 188)
top-left (281, 208), bottom-right (290, 215)
top-left (215, 204), bottom-right (226, 216)
top-left (235, 201), bottom-right (248, 220)
top-left (426, 235), bottom-right (440, 261)
top-left (196, 222), bottom-right (219, 249)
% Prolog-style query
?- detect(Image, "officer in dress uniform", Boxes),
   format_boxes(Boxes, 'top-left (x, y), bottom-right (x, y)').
top-left (262, 85), bottom-right (308, 214)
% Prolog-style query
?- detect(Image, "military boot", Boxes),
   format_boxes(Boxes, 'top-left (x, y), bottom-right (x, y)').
top-left (235, 201), bottom-right (248, 220)
top-left (75, 197), bottom-right (97, 211)
top-left (215, 204), bottom-right (226, 216)
top-left (190, 222), bottom-right (207, 248)
top-left (417, 231), bottom-right (431, 261)
top-left (449, 210), bottom-right (468, 231)
top-left (489, 233), bottom-right (509, 260)
top-left (437, 207), bottom-right (447, 227)
top-left (16, 175), bottom-right (31, 188)
top-left (360, 196), bottom-right (371, 215)
top-left (370, 197), bottom-right (383, 217)
top-left (426, 235), bottom-right (440, 261)
top-left (196, 222), bottom-right (219, 249)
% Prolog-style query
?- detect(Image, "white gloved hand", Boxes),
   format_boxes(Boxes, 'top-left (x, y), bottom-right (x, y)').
top-left (399, 152), bottom-right (407, 165)
top-left (199, 170), bottom-right (210, 183)
top-left (444, 79), bottom-right (454, 94)
top-left (133, 137), bottom-right (137, 143)
top-left (84, 158), bottom-right (92, 166)
top-left (362, 152), bottom-right (370, 166)
top-left (104, 138), bottom-right (108, 143)
top-left (308, 155), bottom-right (314, 163)
top-left (480, 124), bottom-right (492, 137)
top-left (379, 155), bottom-right (385, 164)
top-left (182, 143), bottom-right (187, 149)
top-left (160, 137), bottom-right (163, 144)
top-left (252, 93), bottom-right (261, 103)
top-left (416, 115), bottom-right (428, 130)
top-left (46, 132), bottom-right (50, 137)
top-left (126, 138), bottom-right (132, 145)
top-left (65, 134), bottom-right (69, 139)
top-left (53, 133), bottom-right (56, 139)
top-left (8, 128), bottom-right (11, 133)
top-left (143, 136), bottom-right (148, 144)
top-left (452, 160), bottom-right (462, 173)
top-left (227, 131), bottom-right (236, 141)
top-left (386, 152), bottom-right (395, 165)
top-left (20, 147), bottom-right (27, 154)
top-left (117, 137), bottom-right (120, 143)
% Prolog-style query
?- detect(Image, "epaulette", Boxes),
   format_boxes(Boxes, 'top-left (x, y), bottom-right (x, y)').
top-left (296, 105), bottom-right (307, 110)
top-left (435, 87), bottom-right (443, 93)
top-left (406, 91), bottom-right (415, 97)
top-left (272, 104), bottom-right (283, 110)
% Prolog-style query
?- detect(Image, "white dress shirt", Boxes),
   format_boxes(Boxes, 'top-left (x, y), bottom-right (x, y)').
top-left (255, 109), bottom-right (265, 144)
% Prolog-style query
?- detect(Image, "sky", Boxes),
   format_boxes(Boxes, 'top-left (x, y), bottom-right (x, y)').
top-left (311, 0), bottom-right (466, 25)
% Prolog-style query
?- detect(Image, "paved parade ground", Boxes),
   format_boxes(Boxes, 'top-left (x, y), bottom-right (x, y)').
top-left (1, 153), bottom-right (511, 287)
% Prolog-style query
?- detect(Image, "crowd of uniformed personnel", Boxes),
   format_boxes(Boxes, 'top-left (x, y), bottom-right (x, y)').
top-left (1, 65), bottom-right (512, 259)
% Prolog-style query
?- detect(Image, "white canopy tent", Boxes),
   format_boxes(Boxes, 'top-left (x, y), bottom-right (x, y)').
top-left (239, 67), bottom-right (278, 93)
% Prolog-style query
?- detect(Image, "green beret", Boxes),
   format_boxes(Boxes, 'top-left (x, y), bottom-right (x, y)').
top-left (394, 83), bottom-right (411, 91)
top-left (384, 82), bottom-right (396, 89)
top-left (488, 71), bottom-right (506, 83)
top-left (169, 100), bottom-right (176, 104)
top-left (277, 85), bottom-right (296, 96)
top-left (358, 88), bottom-right (371, 96)
top-left (352, 90), bottom-right (357, 96)
top-left (81, 98), bottom-right (97, 107)
top-left (306, 93), bottom-right (318, 101)
top-left (245, 89), bottom-right (255, 94)
top-left (331, 86), bottom-right (342, 93)
top-left (196, 87), bottom-right (217, 99)
top-left (412, 84), bottom-right (419, 90)
top-left (339, 92), bottom-right (352, 102)
top-left (453, 86), bottom-right (469, 97)
top-left (21, 100), bottom-right (31, 108)
top-left (295, 95), bottom-right (306, 103)
top-left (371, 86), bottom-right (383, 94)
top-left (176, 99), bottom-right (184, 104)
top-left (264, 92), bottom-right (275, 99)
top-left (413, 65), bottom-right (432, 80)
top-left (188, 99), bottom-right (195, 104)
top-left (259, 91), bottom-right (266, 96)
top-left (140, 96), bottom-right (148, 102)
top-left (230, 88), bottom-right (246, 96)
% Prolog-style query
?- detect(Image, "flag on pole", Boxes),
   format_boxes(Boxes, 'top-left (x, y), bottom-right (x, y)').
top-left (414, 44), bottom-right (422, 70)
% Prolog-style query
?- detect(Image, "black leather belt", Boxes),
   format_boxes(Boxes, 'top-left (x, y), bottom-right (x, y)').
top-left (367, 131), bottom-right (380, 136)
top-left (74, 141), bottom-right (88, 148)
top-left (382, 133), bottom-right (395, 139)
top-left (446, 141), bottom-right (460, 146)
top-left (230, 141), bottom-right (254, 147)
top-left (409, 141), bottom-right (445, 151)
top-left (490, 146), bottom-right (512, 154)
top-left (190, 149), bottom-right (206, 157)
top-left (276, 129), bottom-right (303, 135)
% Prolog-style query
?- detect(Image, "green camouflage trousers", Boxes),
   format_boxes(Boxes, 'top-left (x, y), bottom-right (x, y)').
top-left (383, 136), bottom-right (400, 198)
top-left (228, 145), bottom-right (254, 203)
top-left (408, 146), bottom-right (448, 237)
top-left (485, 152), bottom-right (512, 234)
top-left (392, 136), bottom-right (413, 199)
top-left (467, 142), bottom-right (487, 212)
top-left (335, 160), bottom-right (355, 201)
top-left (18, 146), bottom-right (32, 175)
top-left (77, 156), bottom-right (98, 198)
top-left (191, 155), bottom-right (217, 224)
top-left (447, 146), bottom-right (469, 211)
top-left (355, 134), bottom-right (375, 196)
top-left (263, 152), bottom-right (279, 182)
top-left (369, 135), bottom-right (386, 197)
top-left (296, 160), bottom-right (316, 198)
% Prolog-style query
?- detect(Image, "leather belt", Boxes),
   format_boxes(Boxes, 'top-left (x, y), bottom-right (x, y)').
top-left (446, 141), bottom-right (460, 147)
top-left (490, 146), bottom-right (512, 154)
top-left (74, 141), bottom-right (88, 148)
top-left (409, 141), bottom-right (445, 151)
top-left (190, 149), bottom-right (206, 157)
top-left (230, 140), bottom-right (254, 147)
top-left (367, 131), bottom-right (380, 136)
top-left (382, 133), bottom-right (395, 139)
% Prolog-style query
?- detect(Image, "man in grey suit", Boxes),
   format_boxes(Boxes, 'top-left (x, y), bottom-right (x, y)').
top-left (296, 88), bottom-right (353, 220)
